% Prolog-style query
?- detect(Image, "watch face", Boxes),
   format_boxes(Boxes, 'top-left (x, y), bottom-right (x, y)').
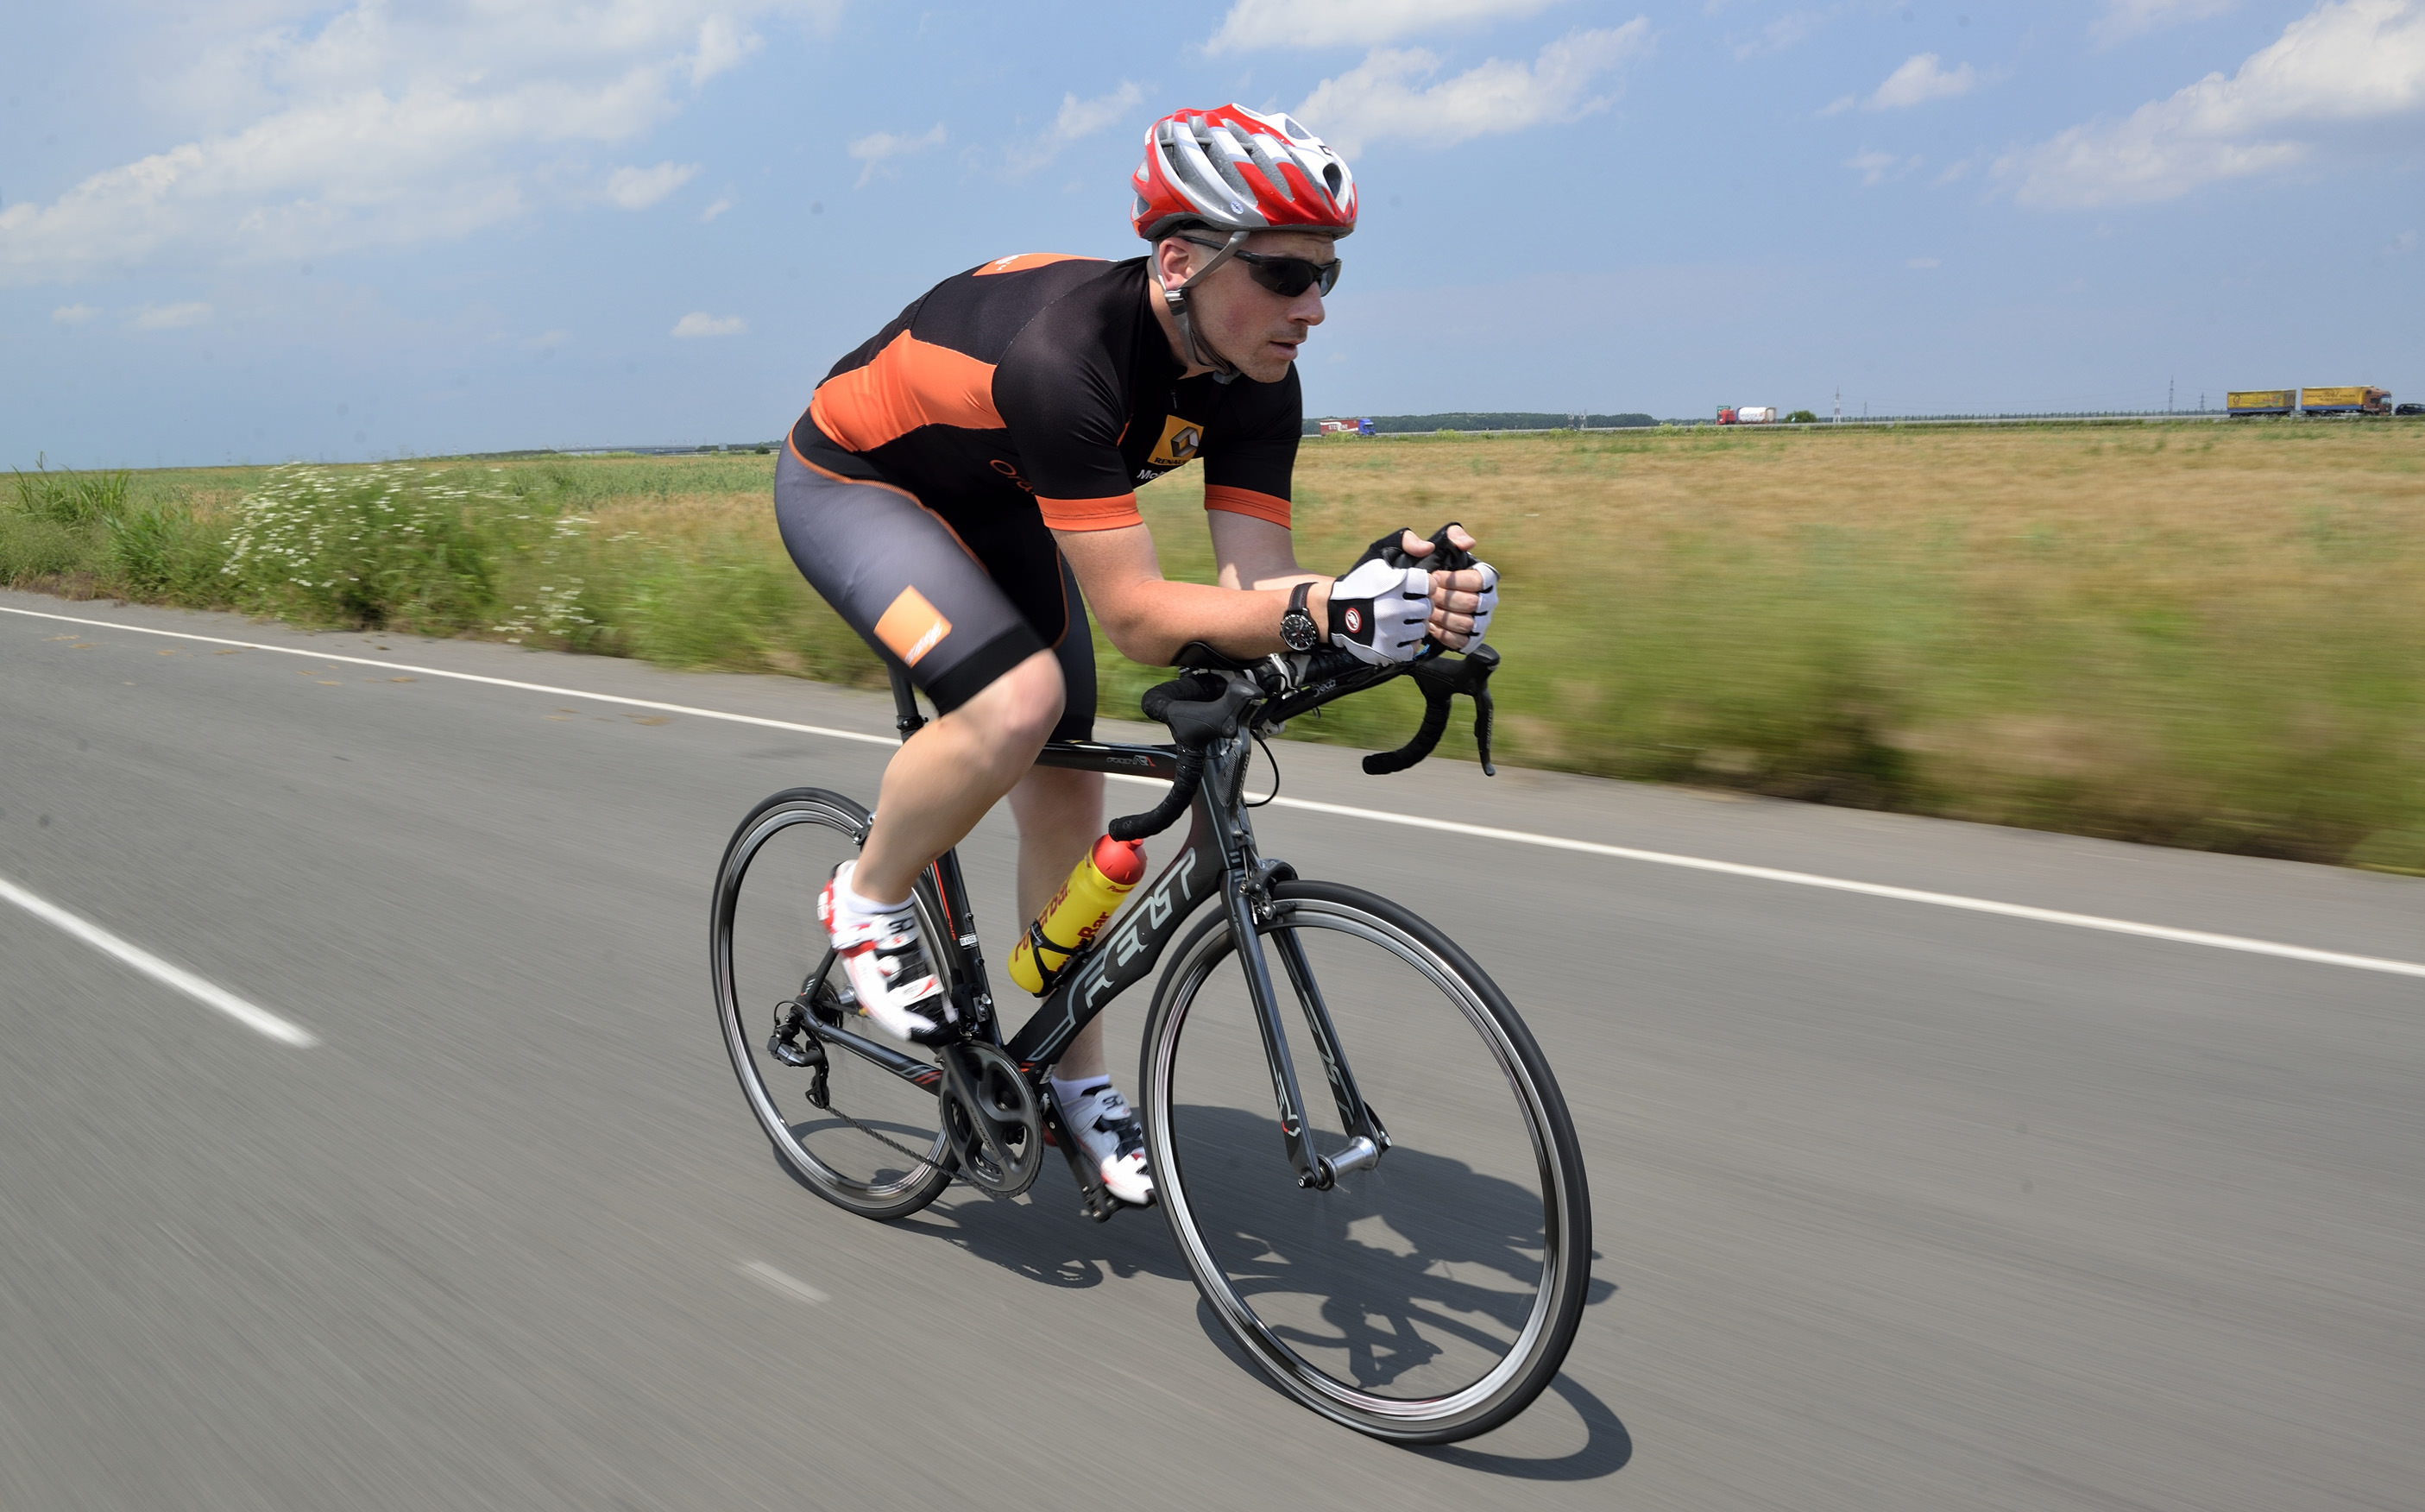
top-left (1281, 610), bottom-right (1320, 652)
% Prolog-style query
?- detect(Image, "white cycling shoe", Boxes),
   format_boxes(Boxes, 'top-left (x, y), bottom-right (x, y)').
top-left (1058, 1082), bottom-right (1155, 1206)
top-left (817, 862), bottom-right (955, 1043)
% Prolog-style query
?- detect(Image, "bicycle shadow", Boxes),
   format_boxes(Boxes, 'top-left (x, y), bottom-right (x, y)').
top-left (879, 1105), bottom-right (1623, 1469)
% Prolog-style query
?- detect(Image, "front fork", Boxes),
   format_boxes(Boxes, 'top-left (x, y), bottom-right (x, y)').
top-left (1225, 877), bottom-right (1390, 1191)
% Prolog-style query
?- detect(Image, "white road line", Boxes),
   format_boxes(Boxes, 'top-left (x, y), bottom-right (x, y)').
top-left (0, 872), bottom-right (318, 1046)
top-left (739, 1260), bottom-right (828, 1305)
top-left (9, 602), bottom-right (2421, 982)
top-left (0, 604), bottom-right (893, 749)
top-left (1250, 797), bottom-right (2425, 980)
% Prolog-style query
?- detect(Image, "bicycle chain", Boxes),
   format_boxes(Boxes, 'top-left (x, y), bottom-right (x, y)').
top-left (807, 1038), bottom-right (1025, 1203)
top-left (778, 999), bottom-right (1049, 1206)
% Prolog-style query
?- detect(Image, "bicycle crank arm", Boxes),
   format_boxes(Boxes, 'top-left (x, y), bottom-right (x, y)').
top-left (1041, 1093), bottom-right (1137, 1222)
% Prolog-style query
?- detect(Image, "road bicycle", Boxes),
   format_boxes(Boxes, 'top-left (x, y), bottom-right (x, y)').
top-left (711, 626), bottom-right (1591, 1443)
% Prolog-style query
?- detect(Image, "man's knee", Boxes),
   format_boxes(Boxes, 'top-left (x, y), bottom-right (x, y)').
top-left (958, 651), bottom-right (1065, 758)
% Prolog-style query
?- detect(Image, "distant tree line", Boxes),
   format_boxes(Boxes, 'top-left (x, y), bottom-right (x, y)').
top-left (1301, 412), bottom-right (1657, 437)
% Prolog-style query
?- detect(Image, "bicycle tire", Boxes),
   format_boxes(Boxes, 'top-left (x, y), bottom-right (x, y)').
top-left (712, 787), bottom-right (954, 1221)
top-left (1140, 880), bottom-right (1591, 1443)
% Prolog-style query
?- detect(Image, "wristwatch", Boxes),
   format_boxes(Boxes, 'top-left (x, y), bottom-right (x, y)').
top-left (1279, 581), bottom-right (1322, 652)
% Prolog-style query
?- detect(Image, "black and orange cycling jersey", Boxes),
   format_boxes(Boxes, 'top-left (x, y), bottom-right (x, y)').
top-left (790, 253), bottom-right (1300, 533)
top-left (773, 252), bottom-right (1306, 739)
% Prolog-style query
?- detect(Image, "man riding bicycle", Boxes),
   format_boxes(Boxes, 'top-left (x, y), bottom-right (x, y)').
top-left (774, 104), bottom-right (1498, 1207)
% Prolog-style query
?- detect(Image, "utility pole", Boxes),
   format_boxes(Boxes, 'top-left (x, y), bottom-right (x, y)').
top-left (1834, 387), bottom-right (1842, 425)
top-left (2168, 377), bottom-right (2175, 413)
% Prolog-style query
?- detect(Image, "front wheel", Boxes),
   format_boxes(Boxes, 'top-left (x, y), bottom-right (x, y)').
top-left (1140, 881), bottom-right (1591, 1443)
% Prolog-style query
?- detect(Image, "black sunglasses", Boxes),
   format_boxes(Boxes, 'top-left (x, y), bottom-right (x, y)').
top-left (1184, 236), bottom-right (1342, 298)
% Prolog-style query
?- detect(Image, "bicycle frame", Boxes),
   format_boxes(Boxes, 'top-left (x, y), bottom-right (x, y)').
top-left (803, 669), bottom-right (1389, 1195)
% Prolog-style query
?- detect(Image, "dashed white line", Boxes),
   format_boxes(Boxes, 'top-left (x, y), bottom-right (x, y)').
top-left (0, 872), bottom-right (318, 1046)
top-left (8, 602), bottom-right (2420, 983)
top-left (740, 1261), bottom-right (828, 1306)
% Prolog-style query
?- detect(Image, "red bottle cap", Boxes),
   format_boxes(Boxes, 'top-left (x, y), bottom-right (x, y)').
top-left (1092, 835), bottom-right (1146, 885)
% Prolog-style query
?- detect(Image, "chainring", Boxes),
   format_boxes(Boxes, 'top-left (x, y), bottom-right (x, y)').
top-left (936, 1042), bottom-right (1043, 1197)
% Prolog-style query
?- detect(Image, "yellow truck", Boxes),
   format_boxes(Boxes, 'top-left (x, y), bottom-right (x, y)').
top-left (2227, 389), bottom-right (2296, 416)
top-left (2299, 386), bottom-right (2391, 415)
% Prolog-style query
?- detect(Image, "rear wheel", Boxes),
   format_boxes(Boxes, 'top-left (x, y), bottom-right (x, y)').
top-left (712, 788), bottom-right (953, 1220)
top-left (1140, 881), bottom-right (1590, 1443)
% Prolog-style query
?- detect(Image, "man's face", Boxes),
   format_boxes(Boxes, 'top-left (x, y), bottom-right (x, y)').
top-left (1180, 230), bottom-right (1336, 383)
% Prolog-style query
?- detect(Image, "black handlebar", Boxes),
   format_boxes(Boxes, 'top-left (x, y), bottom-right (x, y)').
top-left (1362, 642), bottom-right (1498, 777)
top-left (1107, 672), bottom-right (1258, 842)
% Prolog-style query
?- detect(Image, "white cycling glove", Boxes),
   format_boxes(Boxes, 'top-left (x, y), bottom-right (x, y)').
top-left (1327, 557), bottom-right (1433, 665)
top-left (1461, 560), bottom-right (1501, 651)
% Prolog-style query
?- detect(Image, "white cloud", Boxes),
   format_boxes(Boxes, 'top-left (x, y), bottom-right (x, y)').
top-left (1735, 9), bottom-right (1832, 61)
top-left (0, 2), bottom-right (828, 285)
top-left (51, 303), bottom-right (98, 324)
top-left (1295, 22), bottom-right (1652, 159)
top-left (2002, 0), bottom-right (2425, 208)
top-left (849, 122), bottom-right (947, 187)
top-left (701, 193), bottom-right (735, 222)
top-left (1846, 149), bottom-right (1921, 185)
top-left (1206, 0), bottom-right (1565, 55)
top-left (2094, 0), bottom-right (2237, 45)
top-left (129, 301), bottom-right (213, 329)
top-left (671, 311), bottom-right (746, 337)
top-left (690, 15), bottom-right (763, 85)
top-left (524, 329), bottom-right (571, 350)
top-left (606, 161), bottom-right (700, 209)
top-left (1865, 54), bottom-right (1977, 110)
top-left (1009, 81), bottom-right (1143, 175)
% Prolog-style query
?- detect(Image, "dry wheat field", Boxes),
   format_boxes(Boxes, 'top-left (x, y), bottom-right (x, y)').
top-left (8, 420), bottom-right (2421, 868)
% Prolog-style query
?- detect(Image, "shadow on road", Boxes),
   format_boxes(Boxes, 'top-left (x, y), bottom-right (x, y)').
top-left (861, 1104), bottom-right (1622, 1462)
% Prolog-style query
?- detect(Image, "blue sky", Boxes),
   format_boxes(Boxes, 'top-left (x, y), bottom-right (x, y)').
top-left (3, 0), bottom-right (2420, 468)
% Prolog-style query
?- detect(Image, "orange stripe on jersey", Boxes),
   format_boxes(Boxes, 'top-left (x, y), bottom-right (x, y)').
top-left (973, 253), bottom-right (1098, 277)
top-left (1036, 494), bottom-right (1143, 532)
top-left (809, 330), bottom-right (1002, 453)
top-left (1203, 485), bottom-right (1292, 529)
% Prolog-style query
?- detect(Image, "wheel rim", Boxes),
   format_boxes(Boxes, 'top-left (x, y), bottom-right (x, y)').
top-left (1147, 898), bottom-right (1580, 1428)
top-left (714, 799), bottom-right (950, 1206)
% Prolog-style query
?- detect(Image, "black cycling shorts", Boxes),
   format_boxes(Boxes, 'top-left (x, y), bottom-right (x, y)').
top-left (774, 432), bottom-right (1095, 742)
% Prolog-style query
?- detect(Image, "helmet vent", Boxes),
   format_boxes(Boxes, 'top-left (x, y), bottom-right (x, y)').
top-left (1323, 163), bottom-right (1343, 196)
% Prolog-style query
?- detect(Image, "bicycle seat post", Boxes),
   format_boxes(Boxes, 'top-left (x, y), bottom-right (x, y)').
top-left (888, 667), bottom-right (926, 740)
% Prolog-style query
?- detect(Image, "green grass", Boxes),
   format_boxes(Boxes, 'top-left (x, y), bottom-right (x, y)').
top-left (7, 425), bottom-right (2422, 872)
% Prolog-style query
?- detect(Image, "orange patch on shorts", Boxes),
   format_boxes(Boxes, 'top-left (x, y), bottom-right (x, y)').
top-left (874, 586), bottom-right (953, 665)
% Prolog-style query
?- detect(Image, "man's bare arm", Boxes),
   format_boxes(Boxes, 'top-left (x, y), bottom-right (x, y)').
top-left (1055, 523), bottom-right (1330, 665)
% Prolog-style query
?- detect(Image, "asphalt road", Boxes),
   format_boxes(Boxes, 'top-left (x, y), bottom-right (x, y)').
top-left (3, 585), bottom-right (2420, 1512)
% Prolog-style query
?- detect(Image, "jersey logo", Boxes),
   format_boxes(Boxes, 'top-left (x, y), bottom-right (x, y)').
top-left (874, 586), bottom-right (953, 665)
top-left (1149, 414), bottom-right (1203, 469)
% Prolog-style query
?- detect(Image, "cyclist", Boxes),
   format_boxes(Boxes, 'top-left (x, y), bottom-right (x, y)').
top-left (776, 104), bottom-right (1497, 1206)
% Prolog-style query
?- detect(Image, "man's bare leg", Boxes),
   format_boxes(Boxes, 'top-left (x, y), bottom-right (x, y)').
top-left (853, 651), bottom-right (1065, 904)
top-left (1009, 764), bottom-right (1108, 1080)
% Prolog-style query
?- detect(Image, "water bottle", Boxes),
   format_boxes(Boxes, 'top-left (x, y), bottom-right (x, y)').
top-left (1007, 835), bottom-right (1147, 994)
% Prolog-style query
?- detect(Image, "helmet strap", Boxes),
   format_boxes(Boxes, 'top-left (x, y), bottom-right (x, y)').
top-left (1160, 229), bottom-right (1250, 383)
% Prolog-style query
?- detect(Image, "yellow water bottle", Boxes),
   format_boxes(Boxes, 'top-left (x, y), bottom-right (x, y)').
top-left (1008, 835), bottom-right (1147, 994)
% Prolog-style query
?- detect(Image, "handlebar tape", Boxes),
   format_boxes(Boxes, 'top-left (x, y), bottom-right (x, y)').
top-left (1362, 681), bottom-right (1453, 775)
top-left (1110, 672), bottom-right (1245, 841)
top-left (1108, 748), bottom-right (1203, 843)
top-left (1361, 641), bottom-right (1501, 778)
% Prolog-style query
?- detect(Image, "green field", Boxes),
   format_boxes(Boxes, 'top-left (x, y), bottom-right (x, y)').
top-left (8, 420), bottom-right (2422, 873)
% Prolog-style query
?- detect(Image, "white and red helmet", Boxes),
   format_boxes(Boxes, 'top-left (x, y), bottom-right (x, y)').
top-left (1131, 104), bottom-right (1357, 242)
